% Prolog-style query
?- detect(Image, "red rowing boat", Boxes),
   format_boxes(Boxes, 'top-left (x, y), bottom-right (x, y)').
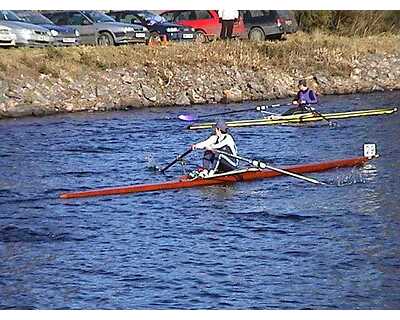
top-left (60, 156), bottom-right (373, 199)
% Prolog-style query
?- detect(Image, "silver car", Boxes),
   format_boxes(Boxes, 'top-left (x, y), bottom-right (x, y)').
top-left (0, 24), bottom-right (16, 47)
top-left (14, 10), bottom-right (80, 47)
top-left (0, 10), bottom-right (53, 47)
top-left (42, 10), bottom-right (150, 46)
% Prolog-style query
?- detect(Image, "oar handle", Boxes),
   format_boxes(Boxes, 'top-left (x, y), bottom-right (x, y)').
top-left (256, 103), bottom-right (291, 111)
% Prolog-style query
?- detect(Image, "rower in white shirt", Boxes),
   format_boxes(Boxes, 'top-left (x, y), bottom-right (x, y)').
top-left (192, 119), bottom-right (238, 177)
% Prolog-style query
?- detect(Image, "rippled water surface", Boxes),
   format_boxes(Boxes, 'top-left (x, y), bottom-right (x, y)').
top-left (1, 92), bottom-right (400, 309)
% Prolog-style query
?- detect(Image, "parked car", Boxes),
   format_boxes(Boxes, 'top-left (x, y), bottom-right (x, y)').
top-left (160, 10), bottom-right (245, 42)
top-left (0, 10), bottom-right (53, 47)
top-left (0, 24), bottom-right (16, 47)
top-left (14, 10), bottom-right (80, 46)
top-left (241, 10), bottom-right (298, 41)
top-left (108, 10), bottom-right (195, 42)
top-left (281, 11), bottom-right (298, 34)
top-left (41, 10), bottom-right (149, 46)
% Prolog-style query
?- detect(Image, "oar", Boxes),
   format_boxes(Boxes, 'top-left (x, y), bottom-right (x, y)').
top-left (178, 103), bottom-right (292, 121)
top-left (305, 106), bottom-right (338, 127)
top-left (216, 150), bottom-right (329, 186)
top-left (158, 148), bottom-right (193, 174)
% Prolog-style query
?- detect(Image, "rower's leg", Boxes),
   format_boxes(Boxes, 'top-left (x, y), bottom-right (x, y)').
top-left (281, 106), bottom-right (298, 116)
top-left (281, 105), bottom-right (310, 116)
top-left (202, 150), bottom-right (215, 170)
top-left (213, 154), bottom-right (238, 174)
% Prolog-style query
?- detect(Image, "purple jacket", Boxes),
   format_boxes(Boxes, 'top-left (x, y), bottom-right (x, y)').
top-left (296, 88), bottom-right (318, 105)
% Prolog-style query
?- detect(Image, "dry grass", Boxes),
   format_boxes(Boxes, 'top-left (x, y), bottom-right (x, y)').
top-left (0, 32), bottom-right (399, 82)
top-left (260, 32), bottom-right (400, 76)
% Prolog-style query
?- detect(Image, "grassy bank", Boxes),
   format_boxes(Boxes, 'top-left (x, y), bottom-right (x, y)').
top-left (1, 32), bottom-right (399, 82)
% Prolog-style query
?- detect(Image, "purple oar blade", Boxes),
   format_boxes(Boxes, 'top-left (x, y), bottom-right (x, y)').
top-left (178, 114), bottom-right (197, 121)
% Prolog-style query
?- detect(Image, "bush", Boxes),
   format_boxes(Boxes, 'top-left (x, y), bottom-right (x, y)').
top-left (295, 10), bottom-right (400, 36)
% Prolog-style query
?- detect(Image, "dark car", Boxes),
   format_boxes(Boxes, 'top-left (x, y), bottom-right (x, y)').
top-left (109, 10), bottom-right (195, 42)
top-left (42, 10), bottom-right (149, 46)
top-left (241, 10), bottom-right (298, 41)
top-left (14, 10), bottom-right (80, 46)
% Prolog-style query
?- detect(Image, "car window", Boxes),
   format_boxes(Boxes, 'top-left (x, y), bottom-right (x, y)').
top-left (137, 11), bottom-right (166, 24)
top-left (46, 13), bottom-right (67, 25)
top-left (160, 11), bottom-right (176, 22)
top-left (175, 11), bottom-right (194, 21)
top-left (118, 13), bottom-right (142, 25)
top-left (15, 11), bottom-right (55, 25)
top-left (276, 10), bottom-right (290, 18)
top-left (251, 10), bottom-right (271, 18)
top-left (0, 10), bottom-right (24, 22)
top-left (83, 11), bottom-right (115, 23)
top-left (65, 12), bottom-right (91, 25)
top-left (195, 11), bottom-right (211, 19)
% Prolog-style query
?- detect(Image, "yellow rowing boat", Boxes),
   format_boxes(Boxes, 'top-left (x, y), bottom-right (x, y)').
top-left (187, 107), bottom-right (398, 130)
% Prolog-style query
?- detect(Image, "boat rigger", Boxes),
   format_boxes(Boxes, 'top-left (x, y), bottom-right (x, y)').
top-left (187, 107), bottom-right (397, 130)
top-left (60, 147), bottom-right (377, 199)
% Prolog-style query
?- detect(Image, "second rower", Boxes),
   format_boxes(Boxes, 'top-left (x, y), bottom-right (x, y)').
top-left (281, 79), bottom-right (319, 116)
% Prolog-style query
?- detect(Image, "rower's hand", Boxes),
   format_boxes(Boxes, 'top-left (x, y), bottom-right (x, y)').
top-left (305, 106), bottom-right (315, 112)
top-left (292, 100), bottom-right (299, 105)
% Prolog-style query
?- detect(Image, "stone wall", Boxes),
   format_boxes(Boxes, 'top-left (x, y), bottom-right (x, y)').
top-left (1, 47), bottom-right (399, 119)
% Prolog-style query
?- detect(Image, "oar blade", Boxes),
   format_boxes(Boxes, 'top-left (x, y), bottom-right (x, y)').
top-left (178, 114), bottom-right (197, 121)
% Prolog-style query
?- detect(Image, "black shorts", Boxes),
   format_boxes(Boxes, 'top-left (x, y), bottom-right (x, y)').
top-left (281, 105), bottom-right (310, 116)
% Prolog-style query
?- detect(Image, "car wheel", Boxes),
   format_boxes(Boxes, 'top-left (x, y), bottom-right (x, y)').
top-left (150, 32), bottom-right (161, 42)
top-left (194, 30), bottom-right (207, 43)
top-left (97, 32), bottom-right (115, 46)
top-left (248, 27), bottom-right (265, 41)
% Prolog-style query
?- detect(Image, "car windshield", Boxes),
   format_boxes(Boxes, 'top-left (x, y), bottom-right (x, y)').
top-left (0, 10), bottom-right (24, 22)
top-left (16, 11), bottom-right (55, 25)
top-left (136, 11), bottom-right (166, 25)
top-left (84, 11), bottom-right (116, 23)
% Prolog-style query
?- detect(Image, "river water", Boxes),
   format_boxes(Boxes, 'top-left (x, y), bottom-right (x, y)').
top-left (0, 91), bottom-right (399, 309)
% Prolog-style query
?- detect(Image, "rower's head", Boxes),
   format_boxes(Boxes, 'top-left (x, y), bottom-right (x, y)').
top-left (298, 79), bottom-right (308, 90)
top-left (213, 119), bottom-right (228, 135)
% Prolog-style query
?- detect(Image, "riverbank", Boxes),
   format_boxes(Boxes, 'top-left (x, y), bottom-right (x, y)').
top-left (1, 32), bottom-right (400, 119)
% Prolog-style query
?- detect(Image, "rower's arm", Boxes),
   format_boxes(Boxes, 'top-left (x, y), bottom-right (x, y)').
top-left (194, 135), bottom-right (217, 149)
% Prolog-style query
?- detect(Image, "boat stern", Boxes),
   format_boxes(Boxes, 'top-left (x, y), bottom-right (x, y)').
top-left (364, 143), bottom-right (379, 159)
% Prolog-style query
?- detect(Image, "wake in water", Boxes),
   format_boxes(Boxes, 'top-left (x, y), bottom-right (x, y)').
top-left (327, 167), bottom-right (368, 186)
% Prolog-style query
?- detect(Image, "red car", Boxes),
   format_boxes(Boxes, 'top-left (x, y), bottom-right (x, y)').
top-left (160, 10), bottom-right (245, 42)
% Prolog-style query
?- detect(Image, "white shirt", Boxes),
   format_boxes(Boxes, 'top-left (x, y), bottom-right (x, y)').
top-left (218, 10), bottom-right (239, 21)
top-left (195, 133), bottom-right (237, 156)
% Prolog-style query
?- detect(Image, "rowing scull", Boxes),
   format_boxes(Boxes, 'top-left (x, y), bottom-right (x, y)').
top-left (188, 107), bottom-right (397, 130)
top-left (60, 155), bottom-right (374, 199)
